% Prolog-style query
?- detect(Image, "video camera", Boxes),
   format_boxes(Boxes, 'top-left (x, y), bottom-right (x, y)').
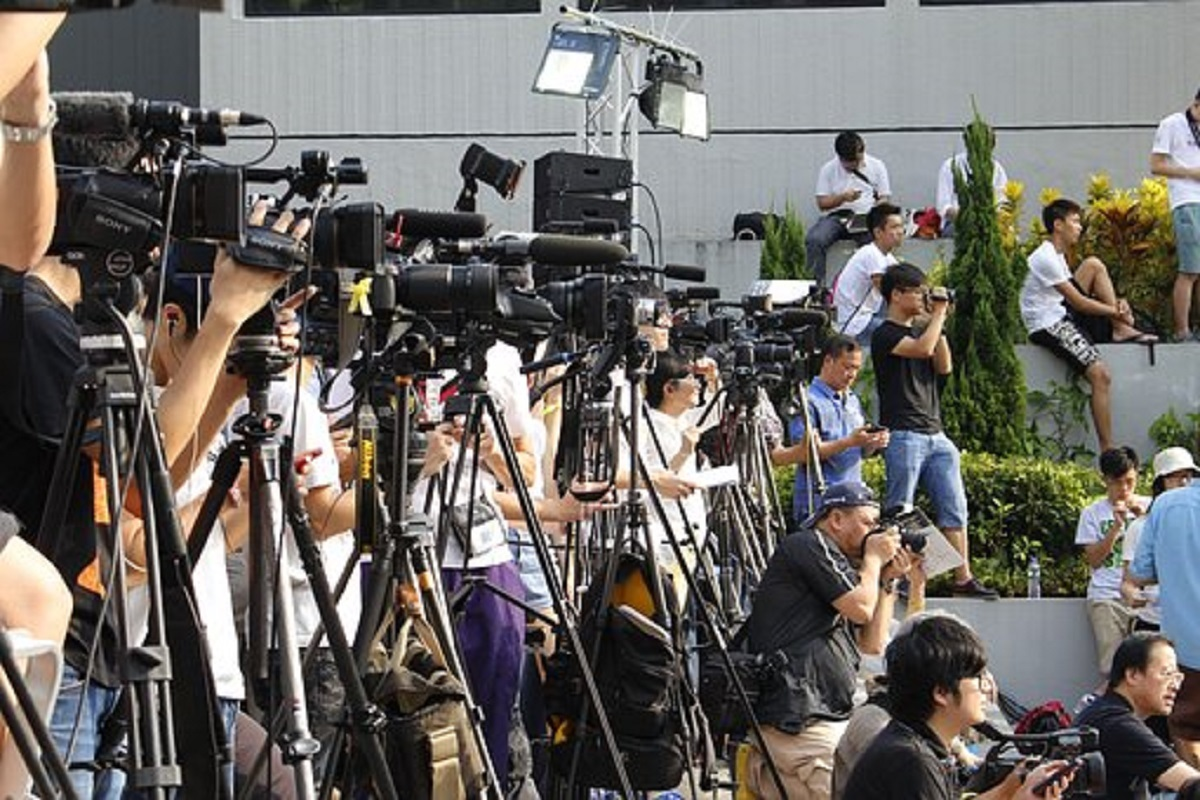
top-left (970, 726), bottom-right (1105, 798)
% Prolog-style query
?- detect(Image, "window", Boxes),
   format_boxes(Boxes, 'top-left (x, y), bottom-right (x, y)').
top-left (588, 0), bottom-right (883, 9)
top-left (246, 0), bottom-right (538, 18)
top-left (921, 0), bottom-right (1145, 5)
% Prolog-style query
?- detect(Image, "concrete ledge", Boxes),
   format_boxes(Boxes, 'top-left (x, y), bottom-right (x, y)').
top-left (926, 598), bottom-right (1097, 709)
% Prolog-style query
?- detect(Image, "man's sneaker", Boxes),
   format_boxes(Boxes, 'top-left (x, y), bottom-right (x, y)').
top-left (952, 577), bottom-right (1000, 600)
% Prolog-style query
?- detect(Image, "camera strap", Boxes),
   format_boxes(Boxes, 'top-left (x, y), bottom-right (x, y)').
top-left (850, 167), bottom-right (879, 200)
top-left (1187, 107), bottom-right (1200, 151)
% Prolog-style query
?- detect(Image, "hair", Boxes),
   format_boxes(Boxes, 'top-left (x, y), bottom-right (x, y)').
top-left (645, 349), bottom-right (691, 409)
top-left (1099, 445), bottom-right (1139, 480)
top-left (141, 245), bottom-right (216, 339)
top-left (867, 203), bottom-right (902, 237)
top-left (886, 614), bottom-right (988, 725)
top-left (1041, 198), bottom-right (1083, 233)
top-left (822, 333), bottom-right (860, 363)
top-left (1108, 632), bottom-right (1173, 690)
top-left (834, 131), bottom-right (865, 162)
top-left (880, 262), bottom-right (926, 305)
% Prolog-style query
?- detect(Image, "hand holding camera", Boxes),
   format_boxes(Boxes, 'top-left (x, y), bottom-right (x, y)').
top-left (208, 202), bottom-right (310, 328)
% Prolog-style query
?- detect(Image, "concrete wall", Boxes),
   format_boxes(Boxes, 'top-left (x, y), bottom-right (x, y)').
top-left (927, 598), bottom-right (1099, 710)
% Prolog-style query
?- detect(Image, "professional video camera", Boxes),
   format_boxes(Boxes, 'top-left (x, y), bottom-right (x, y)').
top-left (969, 726), bottom-right (1105, 798)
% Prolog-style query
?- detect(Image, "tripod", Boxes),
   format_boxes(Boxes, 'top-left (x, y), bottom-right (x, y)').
top-left (35, 265), bottom-right (227, 799)
top-left (185, 307), bottom-right (396, 800)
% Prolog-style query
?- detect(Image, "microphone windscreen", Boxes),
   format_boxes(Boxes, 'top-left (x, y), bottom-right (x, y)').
top-left (686, 286), bottom-right (720, 300)
top-left (662, 263), bottom-right (707, 282)
top-left (777, 307), bottom-right (829, 328)
top-left (389, 209), bottom-right (487, 239)
top-left (53, 91), bottom-right (135, 138)
top-left (528, 235), bottom-right (628, 266)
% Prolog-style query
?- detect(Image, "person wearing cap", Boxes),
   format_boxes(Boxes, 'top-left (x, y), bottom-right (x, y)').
top-left (872, 262), bottom-right (997, 599)
top-left (743, 480), bottom-right (915, 799)
top-left (1150, 90), bottom-right (1200, 342)
top-left (1130, 449), bottom-right (1200, 767)
top-left (1120, 447), bottom-right (1200, 634)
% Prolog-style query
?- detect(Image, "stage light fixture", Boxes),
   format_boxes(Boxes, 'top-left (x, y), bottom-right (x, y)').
top-left (638, 55), bottom-right (709, 140)
top-left (532, 23), bottom-right (620, 99)
top-left (455, 143), bottom-right (525, 213)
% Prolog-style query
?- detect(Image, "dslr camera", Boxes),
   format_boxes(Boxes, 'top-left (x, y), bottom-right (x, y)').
top-left (873, 505), bottom-right (939, 554)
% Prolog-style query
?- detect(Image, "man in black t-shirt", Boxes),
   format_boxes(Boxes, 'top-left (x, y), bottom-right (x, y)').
top-left (743, 481), bottom-right (912, 799)
top-left (1076, 632), bottom-right (1200, 800)
top-left (871, 262), bottom-right (996, 599)
top-left (843, 614), bottom-right (1072, 800)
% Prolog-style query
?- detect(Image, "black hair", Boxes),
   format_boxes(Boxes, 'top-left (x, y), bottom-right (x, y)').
top-left (1108, 632), bottom-right (1173, 691)
top-left (880, 262), bottom-right (926, 305)
top-left (1099, 445), bottom-right (1139, 480)
top-left (141, 258), bottom-right (214, 339)
top-left (822, 333), bottom-right (860, 363)
top-left (867, 203), bottom-right (901, 236)
top-left (645, 350), bottom-right (690, 409)
top-left (1042, 198), bottom-right (1083, 233)
top-left (834, 131), bottom-right (865, 162)
top-left (886, 614), bottom-right (987, 725)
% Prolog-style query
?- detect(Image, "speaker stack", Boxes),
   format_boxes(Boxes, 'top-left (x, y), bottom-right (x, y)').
top-left (532, 151), bottom-right (633, 235)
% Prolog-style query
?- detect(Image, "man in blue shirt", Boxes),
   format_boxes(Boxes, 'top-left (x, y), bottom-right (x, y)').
top-left (1129, 483), bottom-right (1200, 768)
top-left (775, 334), bottom-right (889, 524)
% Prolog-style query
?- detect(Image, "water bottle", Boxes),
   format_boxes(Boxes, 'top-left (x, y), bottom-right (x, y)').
top-left (1026, 555), bottom-right (1042, 599)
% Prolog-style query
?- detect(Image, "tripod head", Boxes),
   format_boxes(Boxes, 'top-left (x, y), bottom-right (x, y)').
top-left (227, 304), bottom-right (293, 428)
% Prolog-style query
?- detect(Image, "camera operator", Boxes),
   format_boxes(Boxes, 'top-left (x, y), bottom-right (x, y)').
top-left (0, 19), bottom-right (61, 271)
top-left (742, 480), bottom-right (913, 799)
top-left (1074, 632), bottom-right (1200, 800)
top-left (0, 185), bottom-right (300, 796)
top-left (843, 613), bottom-right (1075, 800)
top-left (772, 333), bottom-right (888, 524)
top-left (872, 262), bottom-right (996, 599)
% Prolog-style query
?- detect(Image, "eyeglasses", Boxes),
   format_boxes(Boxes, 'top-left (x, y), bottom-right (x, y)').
top-left (964, 670), bottom-right (994, 691)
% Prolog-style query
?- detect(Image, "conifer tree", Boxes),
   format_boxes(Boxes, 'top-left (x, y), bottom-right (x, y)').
top-left (941, 110), bottom-right (1028, 455)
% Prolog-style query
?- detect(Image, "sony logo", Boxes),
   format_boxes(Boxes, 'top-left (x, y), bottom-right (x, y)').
top-left (93, 213), bottom-right (132, 235)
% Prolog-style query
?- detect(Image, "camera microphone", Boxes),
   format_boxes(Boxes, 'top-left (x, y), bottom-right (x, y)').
top-left (775, 307), bottom-right (829, 328)
top-left (387, 209), bottom-right (488, 240)
top-left (662, 263), bottom-right (707, 283)
top-left (439, 234), bottom-right (628, 267)
top-left (130, 100), bottom-right (267, 129)
top-left (53, 91), bottom-right (135, 138)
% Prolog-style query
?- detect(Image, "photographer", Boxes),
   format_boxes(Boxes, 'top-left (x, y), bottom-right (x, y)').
top-left (872, 262), bottom-right (996, 599)
top-left (843, 613), bottom-right (1075, 800)
top-left (1, 18), bottom-right (61, 271)
top-left (773, 333), bottom-right (888, 524)
top-left (743, 481), bottom-right (912, 799)
top-left (1074, 632), bottom-right (1200, 800)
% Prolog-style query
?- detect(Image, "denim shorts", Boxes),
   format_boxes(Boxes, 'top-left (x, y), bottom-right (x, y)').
top-left (882, 430), bottom-right (969, 528)
top-left (1174, 204), bottom-right (1200, 274)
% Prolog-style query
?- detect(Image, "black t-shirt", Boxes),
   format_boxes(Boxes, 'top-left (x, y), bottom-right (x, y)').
top-left (747, 526), bottom-right (861, 732)
top-left (841, 718), bottom-right (956, 800)
top-left (1075, 692), bottom-right (1179, 800)
top-left (871, 320), bottom-right (942, 434)
top-left (0, 273), bottom-right (121, 686)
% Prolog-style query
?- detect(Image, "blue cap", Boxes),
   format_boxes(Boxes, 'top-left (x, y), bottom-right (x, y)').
top-left (802, 480), bottom-right (879, 528)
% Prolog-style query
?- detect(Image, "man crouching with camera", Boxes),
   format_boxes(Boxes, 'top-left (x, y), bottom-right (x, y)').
top-left (844, 614), bottom-right (1076, 800)
top-left (742, 481), bottom-right (913, 799)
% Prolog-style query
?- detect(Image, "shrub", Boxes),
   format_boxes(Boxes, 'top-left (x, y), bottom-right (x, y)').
top-left (775, 451), bottom-right (1102, 597)
top-left (760, 201), bottom-right (809, 280)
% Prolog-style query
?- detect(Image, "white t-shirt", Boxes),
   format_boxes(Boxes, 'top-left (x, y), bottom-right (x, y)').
top-left (1121, 516), bottom-right (1161, 627)
top-left (1020, 240), bottom-right (1071, 333)
top-left (1152, 111), bottom-right (1200, 209)
top-left (834, 242), bottom-right (897, 337)
top-left (935, 153), bottom-right (1009, 217)
top-left (1075, 496), bottom-right (1147, 601)
top-left (410, 342), bottom-right (533, 570)
top-left (815, 154), bottom-right (891, 216)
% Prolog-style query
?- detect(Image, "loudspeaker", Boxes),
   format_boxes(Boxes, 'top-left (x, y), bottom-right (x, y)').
top-left (533, 194), bottom-right (631, 233)
top-left (534, 152), bottom-right (633, 196)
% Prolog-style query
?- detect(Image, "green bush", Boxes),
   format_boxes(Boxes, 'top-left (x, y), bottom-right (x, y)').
top-left (775, 451), bottom-right (1103, 597)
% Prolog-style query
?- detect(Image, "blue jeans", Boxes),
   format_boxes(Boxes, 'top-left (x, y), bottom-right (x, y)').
top-left (883, 430), bottom-right (969, 529)
top-left (48, 664), bottom-right (125, 800)
top-left (219, 697), bottom-right (239, 798)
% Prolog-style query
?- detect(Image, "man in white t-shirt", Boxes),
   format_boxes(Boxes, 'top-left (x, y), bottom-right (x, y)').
top-left (1076, 446), bottom-right (1149, 681)
top-left (806, 131), bottom-right (892, 288)
top-left (1151, 89), bottom-right (1200, 341)
top-left (1019, 198), bottom-right (1152, 453)
top-left (935, 152), bottom-right (1008, 238)
top-left (833, 202), bottom-right (904, 344)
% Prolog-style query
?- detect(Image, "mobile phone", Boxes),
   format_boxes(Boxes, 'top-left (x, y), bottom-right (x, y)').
top-left (864, 424), bottom-right (886, 433)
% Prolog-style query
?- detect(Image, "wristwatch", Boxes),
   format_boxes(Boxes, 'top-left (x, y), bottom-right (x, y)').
top-left (1, 99), bottom-right (58, 144)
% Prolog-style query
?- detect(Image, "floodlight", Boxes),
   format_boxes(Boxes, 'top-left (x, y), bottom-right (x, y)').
top-left (638, 56), bottom-right (709, 140)
top-left (532, 23), bottom-right (620, 99)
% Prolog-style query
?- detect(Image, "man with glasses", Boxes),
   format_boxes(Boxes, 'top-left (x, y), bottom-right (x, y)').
top-left (1131, 472), bottom-right (1200, 767)
top-left (843, 614), bottom-right (1075, 800)
top-left (1075, 633), bottom-right (1200, 800)
top-left (743, 481), bottom-right (912, 799)
top-left (806, 130), bottom-right (892, 288)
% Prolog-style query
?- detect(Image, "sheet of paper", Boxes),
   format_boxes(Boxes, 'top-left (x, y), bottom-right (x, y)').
top-left (918, 524), bottom-right (965, 579)
top-left (691, 465), bottom-right (740, 490)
